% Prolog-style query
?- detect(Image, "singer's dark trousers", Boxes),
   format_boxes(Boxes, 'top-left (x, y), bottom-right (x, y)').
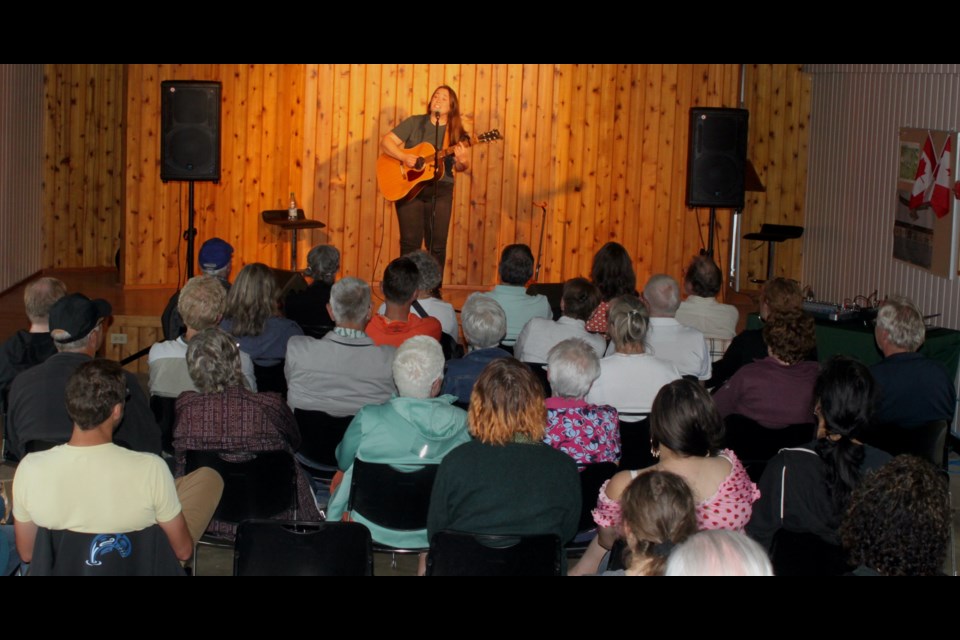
top-left (396, 181), bottom-right (454, 273)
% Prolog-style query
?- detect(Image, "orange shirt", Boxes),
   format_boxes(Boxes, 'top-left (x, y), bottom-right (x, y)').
top-left (365, 313), bottom-right (442, 348)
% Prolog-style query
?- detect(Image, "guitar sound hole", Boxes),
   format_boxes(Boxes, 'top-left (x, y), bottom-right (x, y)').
top-left (414, 157), bottom-right (425, 171)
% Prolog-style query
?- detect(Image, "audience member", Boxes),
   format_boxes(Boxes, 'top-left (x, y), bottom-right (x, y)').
top-left (514, 277), bottom-right (605, 363)
top-left (870, 295), bottom-right (955, 427)
top-left (585, 296), bottom-right (680, 418)
top-left (220, 262), bottom-right (303, 366)
top-left (440, 293), bottom-right (511, 405)
top-left (841, 455), bottom-right (950, 576)
top-left (665, 529), bottom-right (774, 576)
top-left (599, 471), bottom-right (698, 576)
top-left (674, 255), bottom-right (739, 340)
top-left (326, 336), bottom-right (470, 549)
top-left (642, 274), bottom-right (711, 379)
top-left (149, 275), bottom-right (256, 398)
top-left (427, 359), bottom-right (581, 548)
top-left (6, 294), bottom-right (161, 461)
top-left (366, 257), bottom-right (442, 347)
top-left (544, 338), bottom-right (620, 466)
top-left (378, 251), bottom-right (458, 339)
top-left (173, 329), bottom-right (320, 540)
top-left (0, 277), bottom-right (66, 411)
top-left (162, 237), bottom-right (233, 340)
top-left (712, 312), bottom-right (819, 428)
top-left (572, 379), bottom-right (758, 575)
top-left (285, 277), bottom-right (396, 416)
top-left (13, 360), bottom-right (223, 565)
top-left (484, 244), bottom-right (551, 346)
top-left (586, 242), bottom-right (637, 336)
top-left (284, 244), bottom-right (339, 336)
top-left (747, 357), bottom-right (892, 551)
top-left (707, 277), bottom-right (815, 389)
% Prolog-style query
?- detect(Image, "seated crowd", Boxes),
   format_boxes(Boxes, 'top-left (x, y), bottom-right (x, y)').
top-left (1, 237), bottom-right (954, 577)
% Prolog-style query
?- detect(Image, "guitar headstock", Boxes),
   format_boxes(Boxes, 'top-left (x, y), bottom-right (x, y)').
top-left (477, 129), bottom-right (502, 144)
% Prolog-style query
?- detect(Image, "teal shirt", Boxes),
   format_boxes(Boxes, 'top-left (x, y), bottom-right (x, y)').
top-left (484, 286), bottom-right (552, 346)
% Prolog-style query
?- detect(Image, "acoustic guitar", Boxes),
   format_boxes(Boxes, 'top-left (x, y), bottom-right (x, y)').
top-left (377, 129), bottom-right (502, 202)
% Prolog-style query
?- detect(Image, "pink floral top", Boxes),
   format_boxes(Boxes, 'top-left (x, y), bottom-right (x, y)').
top-left (544, 397), bottom-right (621, 466)
top-left (591, 449), bottom-right (760, 531)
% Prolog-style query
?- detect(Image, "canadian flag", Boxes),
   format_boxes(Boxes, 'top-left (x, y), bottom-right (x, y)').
top-left (910, 134), bottom-right (938, 209)
top-left (930, 137), bottom-right (953, 218)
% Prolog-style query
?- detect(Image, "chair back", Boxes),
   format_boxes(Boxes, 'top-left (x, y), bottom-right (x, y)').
top-left (524, 362), bottom-right (552, 397)
top-left (293, 409), bottom-right (354, 468)
top-left (723, 414), bottom-right (816, 482)
top-left (617, 415), bottom-right (656, 470)
top-left (253, 361), bottom-right (288, 397)
top-left (184, 450), bottom-right (297, 525)
top-left (347, 459), bottom-right (438, 532)
top-left (426, 530), bottom-right (562, 576)
top-left (234, 519), bottom-right (373, 576)
top-left (769, 529), bottom-right (850, 576)
top-left (149, 394), bottom-right (177, 454)
top-left (28, 525), bottom-right (185, 576)
top-left (576, 462), bottom-right (618, 532)
top-left (862, 420), bottom-right (949, 469)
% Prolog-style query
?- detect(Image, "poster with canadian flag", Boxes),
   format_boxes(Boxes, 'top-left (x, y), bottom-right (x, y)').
top-left (896, 128), bottom-right (958, 278)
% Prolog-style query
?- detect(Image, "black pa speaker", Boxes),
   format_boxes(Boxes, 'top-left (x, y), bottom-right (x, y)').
top-left (686, 107), bottom-right (749, 209)
top-left (160, 81), bottom-right (221, 182)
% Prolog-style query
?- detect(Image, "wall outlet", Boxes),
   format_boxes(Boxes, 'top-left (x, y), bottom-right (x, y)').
top-left (111, 333), bottom-right (128, 345)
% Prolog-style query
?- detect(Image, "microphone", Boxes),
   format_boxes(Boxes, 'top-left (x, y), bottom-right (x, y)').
top-left (434, 110), bottom-right (441, 121)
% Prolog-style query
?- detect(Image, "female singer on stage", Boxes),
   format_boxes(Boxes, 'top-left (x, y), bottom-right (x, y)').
top-left (380, 85), bottom-right (471, 272)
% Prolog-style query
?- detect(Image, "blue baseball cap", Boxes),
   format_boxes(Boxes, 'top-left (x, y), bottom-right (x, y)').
top-left (198, 237), bottom-right (234, 271)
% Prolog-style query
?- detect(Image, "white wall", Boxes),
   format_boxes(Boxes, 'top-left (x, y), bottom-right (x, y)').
top-left (0, 64), bottom-right (44, 292)
top-left (803, 64), bottom-right (960, 328)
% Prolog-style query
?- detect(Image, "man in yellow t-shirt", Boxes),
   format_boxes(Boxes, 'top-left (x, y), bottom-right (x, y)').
top-left (13, 359), bottom-right (222, 565)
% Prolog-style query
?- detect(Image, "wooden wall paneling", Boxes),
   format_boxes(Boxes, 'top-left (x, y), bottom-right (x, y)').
top-left (451, 64), bottom-right (475, 286)
top-left (658, 65), bottom-right (682, 284)
top-left (622, 65), bottom-right (646, 276)
top-left (593, 64), bottom-right (618, 267)
top-left (300, 64), bottom-right (320, 253)
top-left (765, 65), bottom-right (788, 278)
top-left (138, 65), bottom-right (160, 285)
top-left (516, 64), bottom-right (538, 256)
top-left (358, 64), bottom-right (381, 282)
top-left (242, 65), bottom-right (265, 271)
top-left (466, 65), bottom-right (489, 286)
top-left (561, 64), bottom-right (587, 282)
top-left (312, 64), bottom-right (335, 258)
top-left (777, 65), bottom-right (800, 279)
top-left (580, 63), bottom-right (603, 280)
top-left (498, 64), bottom-right (522, 259)
top-left (672, 64), bottom-right (695, 282)
top-left (259, 65), bottom-right (281, 268)
top-left (372, 64), bottom-right (397, 282)
top-left (344, 64), bottom-right (366, 279)
top-left (484, 65), bottom-right (507, 286)
top-left (329, 64), bottom-right (350, 275)
top-left (638, 65), bottom-right (663, 282)
top-left (792, 69), bottom-right (812, 282)
top-left (529, 64), bottom-right (554, 281)
top-left (744, 64), bottom-right (772, 284)
top-left (547, 64), bottom-right (576, 282)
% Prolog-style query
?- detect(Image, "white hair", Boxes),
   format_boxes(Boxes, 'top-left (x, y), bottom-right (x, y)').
top-left (547, 338), bottom-right (601, 399)
top-left (876, 295), bottom-right (925, 352)
top-left (329, 277), bottom-right (371, 326)
top-left (393, 335), bottom-right (445, 399)
top-left (644, 274), bottom-right (681, 316)
top-left (665, 530), bottom-right (774, 577)
top-left (461, 293), bottom-right (507, 349)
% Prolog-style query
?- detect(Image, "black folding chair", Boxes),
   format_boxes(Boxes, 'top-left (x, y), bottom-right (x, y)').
top-left (426, 531), bottom-right (562, 576)
top-left (234, 519), bottom-right (373, 576)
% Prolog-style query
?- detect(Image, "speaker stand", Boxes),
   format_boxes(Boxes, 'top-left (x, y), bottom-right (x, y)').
top-left (183, 180), bottom-right (198, 279)
top-left (705, 207), bottom-right (717, 258)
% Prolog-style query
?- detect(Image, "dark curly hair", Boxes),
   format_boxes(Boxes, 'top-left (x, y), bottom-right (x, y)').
top-left (763, 313), bottom-right (816, 365)
top-left (650, 379), bottom-right (725, 458)
top-left (590, 242), bottom-right (636, 301)
top-left (841, 455), bottom-right (950, 576)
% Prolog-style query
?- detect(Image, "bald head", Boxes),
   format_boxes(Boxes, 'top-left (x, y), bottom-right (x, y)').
top-left (644, 274), bottom-right (681, 317)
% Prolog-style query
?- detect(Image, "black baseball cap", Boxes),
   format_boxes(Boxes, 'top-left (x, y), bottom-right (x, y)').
top-left (49, 293), bottom-right (113, 343)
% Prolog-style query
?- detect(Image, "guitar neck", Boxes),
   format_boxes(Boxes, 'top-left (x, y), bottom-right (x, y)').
top-left (422, 134), bottom-right (484, 160)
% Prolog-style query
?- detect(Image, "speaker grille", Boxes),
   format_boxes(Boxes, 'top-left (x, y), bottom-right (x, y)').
top-left (161, 81), bottom-right (221, 182)
top-left (686, 108), bottom-right (748, 209)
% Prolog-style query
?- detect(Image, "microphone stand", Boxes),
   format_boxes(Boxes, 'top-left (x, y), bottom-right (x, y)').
top-left (430, 110), bottom-right (441, 259)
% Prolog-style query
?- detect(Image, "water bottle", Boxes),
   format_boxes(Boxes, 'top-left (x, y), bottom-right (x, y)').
top-left (288, 192), bottom-right (298, 220)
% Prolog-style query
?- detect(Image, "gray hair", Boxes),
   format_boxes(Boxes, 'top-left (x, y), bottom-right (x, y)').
top-left (665, 530), bottom-right (774, 577)
top-left (329, 277), bottom-right (371, 326)
top-left (201, 263), bottom-right (230, 280)
top-left (179, 275), bottom-right (227, 331)
top-left (608, 295), bottom-right (649, 350)
top-left (644, 274), bottom-right (681, 316)
top-left (876, 295), bottom-right (925, 352)
top-left (393, 335), bottom-right (444, 399)
top-left (186, 328), bottom-right (247, 393)
top-left (306, 245), bottom-right (341, 284)
top-left (547, 338), bottom-right (601, 399)
top-left (406, 250), bottom-right (443, 294)
top-left (24, 277), bottom-right (67, 323)
top-left (462, 293), bottom-right (507, 349)
top-left (51, 328), bottom-right (98, 353)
